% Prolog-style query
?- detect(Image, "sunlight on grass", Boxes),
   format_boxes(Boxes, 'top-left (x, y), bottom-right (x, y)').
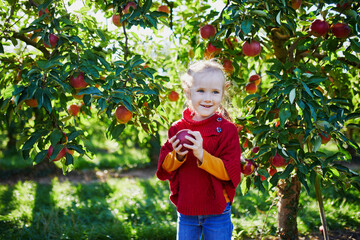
top-left (1, 176), bottom-right (359, 239)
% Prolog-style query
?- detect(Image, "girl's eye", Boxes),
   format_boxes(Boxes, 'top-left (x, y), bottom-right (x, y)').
top-left (213, 91), bottom-right (220, 94)
top-left (197, 89), bottom-right (204, 93)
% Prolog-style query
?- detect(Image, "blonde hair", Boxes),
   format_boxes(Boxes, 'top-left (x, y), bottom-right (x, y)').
top-left (180, 59), bottom-right (231, 120)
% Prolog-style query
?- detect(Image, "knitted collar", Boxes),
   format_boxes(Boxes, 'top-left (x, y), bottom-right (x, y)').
top-left (182, 108), bottom-right (220, 126)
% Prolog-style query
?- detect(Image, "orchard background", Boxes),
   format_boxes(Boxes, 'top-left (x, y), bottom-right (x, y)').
top-left (1, 0), bottom-right (360, 239)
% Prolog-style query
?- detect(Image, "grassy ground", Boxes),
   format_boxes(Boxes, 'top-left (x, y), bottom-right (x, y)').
top-left (1, 174), bottom-right (360, 240)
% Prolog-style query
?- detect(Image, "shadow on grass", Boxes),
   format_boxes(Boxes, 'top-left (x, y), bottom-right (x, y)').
top-left (0, 178), bottom-right (177, 240)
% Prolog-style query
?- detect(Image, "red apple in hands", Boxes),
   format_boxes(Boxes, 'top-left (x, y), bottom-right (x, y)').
top-left (242, 159), bottom-right (256, 176)
top-left (175, 129), bottom-right (194, 152)
top-left (115, 105), bottom-right (133, 124)
top-left (242, 40), bottom-right (261, 57)
top-left (43, 33), bottom-right (59, 48)
top-left (200, 24), bottom-right (216, 39)
top-left (331, 23), bottom-right (351, 38)
top-left (69, 72), bottom-right (88, 90)
top-left (310, 20), bottom-right (329, 37)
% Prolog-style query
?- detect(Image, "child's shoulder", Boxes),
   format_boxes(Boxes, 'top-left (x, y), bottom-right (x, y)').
top-left (217, 115), bottom-right (237, 132)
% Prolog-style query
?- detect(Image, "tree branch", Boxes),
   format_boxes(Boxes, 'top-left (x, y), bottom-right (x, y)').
top-left (11, 31), bottom-right (50, 58)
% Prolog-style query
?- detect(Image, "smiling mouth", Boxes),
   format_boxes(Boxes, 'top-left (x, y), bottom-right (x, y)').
top-left (201, 105), bottom-right (213, 108)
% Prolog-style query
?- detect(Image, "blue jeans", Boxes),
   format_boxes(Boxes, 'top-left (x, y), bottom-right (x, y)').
top-left (176, 203), bottom-right (233, 240)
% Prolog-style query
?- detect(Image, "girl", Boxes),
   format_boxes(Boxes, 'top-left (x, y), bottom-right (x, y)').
top-left (156, 60), bottom-right (241, 240)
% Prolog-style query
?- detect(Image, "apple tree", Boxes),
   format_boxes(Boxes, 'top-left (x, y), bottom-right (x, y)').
top-left (1, 0), bottom-right (360, 239)
top-left (162, 0), bottom-right (360, 238)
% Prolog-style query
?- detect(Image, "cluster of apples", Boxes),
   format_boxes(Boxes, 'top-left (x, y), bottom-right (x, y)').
top-left (199, 24), bottom-right (262, 74)
top-left (112, 2), bottom-right (170, 27)
top-left (310, 19), bottom-right (351, 39)
top-left (47, 132), bottom-right (74, 161)
top-left (245, 74), bottom-right (261, 94)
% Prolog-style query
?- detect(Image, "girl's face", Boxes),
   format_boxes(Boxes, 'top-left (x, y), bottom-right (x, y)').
top-left (187, 71), bottom-right (224, 121)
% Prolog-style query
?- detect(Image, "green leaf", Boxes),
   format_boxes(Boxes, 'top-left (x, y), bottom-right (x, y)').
top-left (33, 150), bottom-right (48, 164)
top-left (241, 176), bottom-right (252, 195)
top-left (50, 129), bottom-right (63, 146)
top-left (22, 130), bottom-right (47, 150)
top-left (343, 52), bottom-right (360, 64)
top-left (143, 0), bottom-right (152, 13)
top-left (276, 11), bottom-right (281, 25)
top-left (279, 164), bottom-right (294, 179)
top-left (241, 18), bottom-right (253, 36)
top-left (78, 87), bottom-right (102, 95)
top-left (67, 131), bottom-right (83, 142)
top-left (289, 88), bottom-right (296, 104)
top-left (301, 81), bottom-right (313, 98)
top-left (350, 38), bottom-right (360, 52)
top-left (112, 124), bottom-right (125, 139)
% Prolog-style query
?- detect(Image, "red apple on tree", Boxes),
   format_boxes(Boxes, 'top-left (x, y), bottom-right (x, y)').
top-left (249, 74), bottom-right (261, 85)
top-left (318, 131), bottom-right (331, 144)
top-left (222, 59), bottom-right (234, 73)
top-left (310, 19), bottom-right (329, 37)
top-left (200, 24), bottom-right (216, 39)
top-left (38, 8), bottom-right (49, 18)
top-left (245, 82), bottom-right (257, 94)
top-left (115, 105), bottom-right (133, 124)
top-left (331, 23), bottom-right (351, 38)
top-left (291, 0), bottom-right (302, 9)
top-left (242, 40), bottom-right (261, 57)
top-left (225, 36), bottom-right (238, 49)
top-left (124, 2), bottom-right (137, 14)
top-left (271, 152), bottom-right (288, 167)
top-left (69, 72), bottom-right (88, 90)
top-left (168, 91), bottom-right (179, 102)
top-left (112, 13), bottom-right (122, 27)
top-left (157, 5), bottom-right (170, 14)
top-left (241, 159), bottom-right (256, 176)
top-left (268, 167), bottom-right (277, 176)
top-left (67, 104), bottom-right (80, 116)
top-left (251, 146), bottom-right (260, 154)
top-left (25, 98), bottom-right (38, 108)
top-left (43, 33), bottom-right (59, 48)
top-left (175, 129), bottom-right (194, 152)
top-left (47, 145), bottom-right (67, 161)
top-left (337, 1), bottom-right (352, 10)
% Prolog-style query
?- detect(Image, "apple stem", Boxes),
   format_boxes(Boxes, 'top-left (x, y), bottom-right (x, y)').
top-left (315, 174), bottom-right (329, 240)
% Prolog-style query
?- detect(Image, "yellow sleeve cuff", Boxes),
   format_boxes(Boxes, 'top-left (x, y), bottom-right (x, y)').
top-left (162, 150), bottom-right (187, 172)
top-left (198, 150), bottom-right (230, 181)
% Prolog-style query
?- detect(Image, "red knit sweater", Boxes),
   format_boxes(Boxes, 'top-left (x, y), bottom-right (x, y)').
top-left (156, 108), bottom-right (241, 215)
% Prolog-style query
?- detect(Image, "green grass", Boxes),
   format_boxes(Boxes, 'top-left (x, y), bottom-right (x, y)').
top-left (1, 176), bottom-right (359, 240)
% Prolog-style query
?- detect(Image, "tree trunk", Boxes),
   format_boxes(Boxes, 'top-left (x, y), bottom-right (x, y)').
top-left (277, 174), bottom-right (301, 240)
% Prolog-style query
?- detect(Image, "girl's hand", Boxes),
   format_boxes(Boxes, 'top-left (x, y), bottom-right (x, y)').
top-left (183, 130), bottom-right (204, 162)
top-left (169, 135), bottom-right (188, 161)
